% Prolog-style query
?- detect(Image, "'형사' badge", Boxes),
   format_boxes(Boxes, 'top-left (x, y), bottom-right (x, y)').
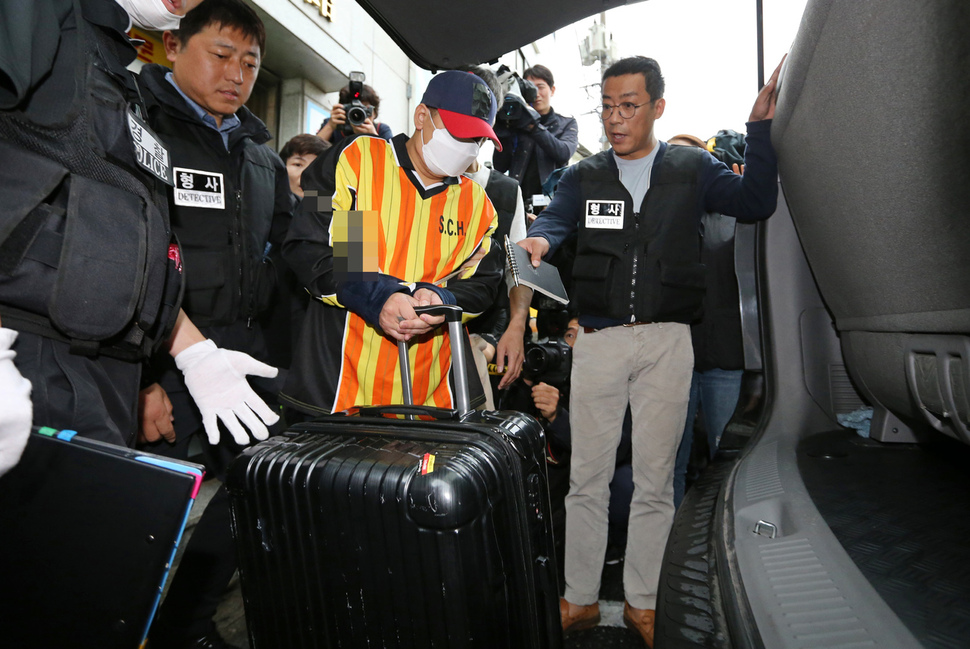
top-left (585, 200), bottom-right (624, 229)
top-left (173, 167), bottom-right (226, 209)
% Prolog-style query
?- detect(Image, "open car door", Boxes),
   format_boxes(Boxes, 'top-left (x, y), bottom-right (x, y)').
top-left (353, 0), bottom-right (643, 70)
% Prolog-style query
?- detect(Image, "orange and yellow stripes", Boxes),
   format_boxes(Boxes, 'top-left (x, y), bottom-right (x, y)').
top-left (327, 136), bottom-right (495, 412)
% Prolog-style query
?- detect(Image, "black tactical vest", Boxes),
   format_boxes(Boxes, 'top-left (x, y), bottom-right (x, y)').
top-left (0, 0), bottom-right (182, 360)
top-left (140, 64), bottom-right (280, 329)
top-left (572, 145), bottom-right (708, 324)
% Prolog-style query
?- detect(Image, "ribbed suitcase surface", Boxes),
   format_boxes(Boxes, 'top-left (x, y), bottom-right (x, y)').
top-left (227, 409), bottom-right (562, 649)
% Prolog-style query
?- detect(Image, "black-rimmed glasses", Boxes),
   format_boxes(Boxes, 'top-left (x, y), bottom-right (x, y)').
top-left (600, 100), bottom-right (654, 120)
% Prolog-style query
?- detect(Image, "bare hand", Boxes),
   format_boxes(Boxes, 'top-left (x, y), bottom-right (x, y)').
top-left (732, 163), bottom-right (745, 176)
top-left (138, 383), bottom-right (175, 444)
top-left (495, 326), bottom-right (525, 389)
top-left (459, 243), bottom-right (488, 273)
top-left (531, 382), bottom-right (560, 422)
top-left (517, 236), bottom-right (550, 268)
top-left (329, 104), bottom-right (347, 127)
top-left (352, 116), bottom-right (379, 136)
top-left (749, 55), bottom-right (786, 122)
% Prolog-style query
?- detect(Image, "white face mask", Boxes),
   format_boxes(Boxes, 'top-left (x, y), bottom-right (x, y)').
top-left (421, 118), bottom-right (482, 178)
top-left (115, 0), bottom-right (182, 31)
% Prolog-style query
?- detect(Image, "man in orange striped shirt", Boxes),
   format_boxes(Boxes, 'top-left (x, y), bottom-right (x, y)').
top-left (280, 71), bottom-right (505, 416)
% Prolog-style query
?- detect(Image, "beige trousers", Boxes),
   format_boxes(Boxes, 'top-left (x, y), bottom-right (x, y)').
top-left (563, 322), bottom-right (693, 610)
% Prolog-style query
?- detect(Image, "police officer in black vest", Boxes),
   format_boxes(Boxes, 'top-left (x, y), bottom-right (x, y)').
top-left (135, 2), bottom-right (291, 647)
top-left (0, 0), bottom-right (278, 461)
top-left (137, 0), bottom-right (290, 463)
top-left (519, 55), bottom-right (783, 643)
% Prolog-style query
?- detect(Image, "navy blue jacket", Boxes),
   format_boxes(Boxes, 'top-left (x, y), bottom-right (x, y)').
top-left (528, 120), bottom-right (777, 328)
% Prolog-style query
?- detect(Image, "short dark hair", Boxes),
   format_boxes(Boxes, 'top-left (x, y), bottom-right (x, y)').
top-left (338, 84), bottom-right (381, 117)
top-left (172, 0), bottom-right (266, 56)
top-left (279, 134), bottom-right (330, 162)
top-left (523, 64), bottom-right (554, 88)
top-left (603, 56), bottom-right (665, 100)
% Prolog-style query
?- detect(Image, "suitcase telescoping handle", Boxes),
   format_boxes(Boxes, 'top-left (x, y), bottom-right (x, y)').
top-left (396, 304), bottom-right (471, 415)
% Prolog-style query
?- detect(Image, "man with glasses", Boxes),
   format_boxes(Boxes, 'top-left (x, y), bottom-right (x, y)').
top-left (518, 55), bottom-right (783, 645)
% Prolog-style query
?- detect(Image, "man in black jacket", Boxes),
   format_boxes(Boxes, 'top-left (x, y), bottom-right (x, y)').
top-left (138, 0), bottom-right (291, 457)
top-left (519, 55), bottom-right (783, 645)
top-left (136, 2), bottom-right (291, 647)
top-left (493, 65), bottom-right (579, 213)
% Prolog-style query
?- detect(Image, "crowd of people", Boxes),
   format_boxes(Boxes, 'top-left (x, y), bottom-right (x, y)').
top-left (0, 0), bottom-right (783, 647)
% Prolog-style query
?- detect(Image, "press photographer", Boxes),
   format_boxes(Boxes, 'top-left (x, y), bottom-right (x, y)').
top-left (519, 334), bottom-right (573, 440)
top-left (493, 65), bottom-right (578, 214)
top-left (316, 72), bottom-right (393, 145)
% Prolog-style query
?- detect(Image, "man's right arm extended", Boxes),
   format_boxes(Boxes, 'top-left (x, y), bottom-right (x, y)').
top-left (516, 164), bottom-right (583, 265)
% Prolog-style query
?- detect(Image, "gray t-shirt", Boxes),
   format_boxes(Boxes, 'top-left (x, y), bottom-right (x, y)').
top-left (613, 142), bottom-right (662, 211)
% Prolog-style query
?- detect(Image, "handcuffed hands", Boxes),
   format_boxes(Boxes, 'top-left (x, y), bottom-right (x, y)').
top-left (379, 289), bottom-right (446, 342)
top-left (175, 340), bottom-right (279, 446)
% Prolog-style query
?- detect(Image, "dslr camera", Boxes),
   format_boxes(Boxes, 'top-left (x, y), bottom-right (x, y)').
top-left (522, 338), bottom-right (572, 388)
top-left (343, 71), bottom-right (374, 135)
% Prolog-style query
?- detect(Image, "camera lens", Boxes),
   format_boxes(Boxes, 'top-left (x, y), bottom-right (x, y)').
top-left (347, 105), bottom-right (367, 126)
top-left (524, 345), bottom-right (549, 374)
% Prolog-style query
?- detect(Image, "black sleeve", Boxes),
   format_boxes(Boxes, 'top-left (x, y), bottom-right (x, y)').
top-left (700, 120), bottom-right (779, 222)
top-left (546, 405), bottom-right (571, 459)
top-left (492, 137), bottom-right (513, 173)
top-left (281, 143), bottom-right (409, 328)
top-left (269, 154), bottom-right (295, 248)
top-left (444, 235), bottom-right (504, 318)
top-left (0, 0), bottom-right (69, 109)
top-left (530, 115), bottom-right (579, 168)
top-left (282, 145), bottom-right (341, 296)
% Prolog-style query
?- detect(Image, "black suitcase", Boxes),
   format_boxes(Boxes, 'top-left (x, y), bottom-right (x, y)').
top-left (227, 305), bottom-right (562, 648)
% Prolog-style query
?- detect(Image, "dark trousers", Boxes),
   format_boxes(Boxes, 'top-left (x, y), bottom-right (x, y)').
top-left (12, 331), bottom-right (140, 446)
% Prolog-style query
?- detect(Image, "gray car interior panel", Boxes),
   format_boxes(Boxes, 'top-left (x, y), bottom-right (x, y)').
top-left (735, 222), bottom-right (763, 371)
top-left (770, 0), bottom-right (970, 439)
top-left (720, 1), bottom-right (970, 646)
top-left (723, 192), bottom-right (918, 649)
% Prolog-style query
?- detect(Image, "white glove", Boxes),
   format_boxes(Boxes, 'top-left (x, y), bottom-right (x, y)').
top-left (0, 328), bottom-right (32, 478)
top-left (175, 339), bottom-right (280, 446)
